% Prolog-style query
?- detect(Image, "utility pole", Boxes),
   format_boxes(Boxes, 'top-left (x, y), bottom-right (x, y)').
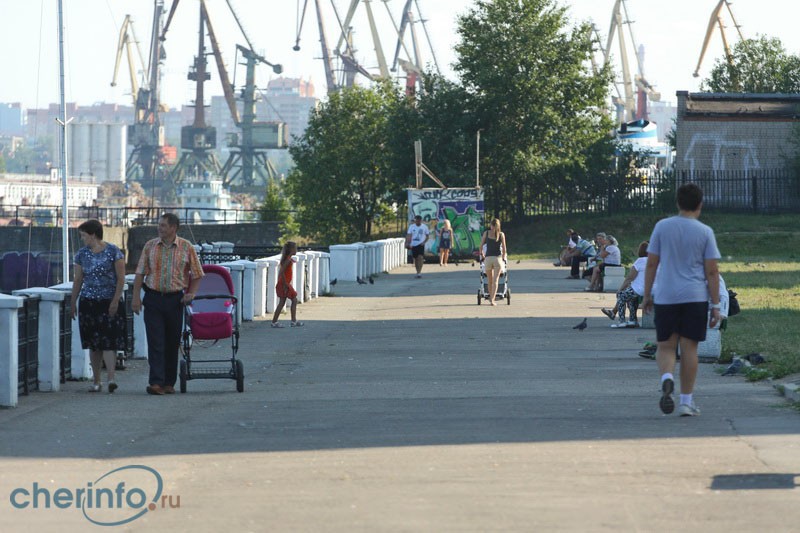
top-left (476, 130), bottom-right (482, 188)
top-left (57, 0), bottom-right (70, 283)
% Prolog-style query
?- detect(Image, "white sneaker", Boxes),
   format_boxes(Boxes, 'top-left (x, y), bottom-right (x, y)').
top-left (678, 402), bottom-right (701, 417)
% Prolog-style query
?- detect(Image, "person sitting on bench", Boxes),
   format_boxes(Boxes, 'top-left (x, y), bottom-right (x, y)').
top-left (563, 232), bottom-right (596, 279)
top-left (602, 241), bottom-right (648, 327)
top-left (585, 234), bottom-right (621, 292)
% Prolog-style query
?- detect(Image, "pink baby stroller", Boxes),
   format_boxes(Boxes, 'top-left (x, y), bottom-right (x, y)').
top-left (179, 264), bottom-right (244, 393)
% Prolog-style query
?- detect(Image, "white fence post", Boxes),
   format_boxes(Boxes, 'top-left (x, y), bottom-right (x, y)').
top-left (0, 294), bottom-right (22, 407)
top-left (50, 282), bottom-right (91, 379)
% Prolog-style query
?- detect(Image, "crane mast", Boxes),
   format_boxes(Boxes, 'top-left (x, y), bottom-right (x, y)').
top-left (111, 1), bottom-right (167, 184)
top-left (693, 0), bottom-right (744, 78)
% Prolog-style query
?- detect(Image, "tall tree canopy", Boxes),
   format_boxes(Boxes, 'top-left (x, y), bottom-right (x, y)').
top-left (702, 35), bottom-right (800, 93)
top-left (286, 84), bottom-right (404, 243)
top-left (454, 0), bottom-right (613, 219)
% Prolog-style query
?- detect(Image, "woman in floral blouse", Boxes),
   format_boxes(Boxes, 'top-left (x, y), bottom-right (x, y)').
top-left (70, 219), bottom-right (126, 393)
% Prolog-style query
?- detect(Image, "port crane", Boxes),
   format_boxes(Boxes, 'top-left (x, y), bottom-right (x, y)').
top-left (110, 0), bottom-right (167, 184)
top-left (161, 0), bottom-right (285, 188)
top-left (293, 0), bottom-right (439, 95)
top-left (601, 0), bottom-right (660, 123)
top-left (693, 0), bottom-right (744, 78)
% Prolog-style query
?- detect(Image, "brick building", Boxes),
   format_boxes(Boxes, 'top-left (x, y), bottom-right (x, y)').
top-left (675, 92), bottom-right (800, 173)
top-left (675, 92), bottom-right (800, 211)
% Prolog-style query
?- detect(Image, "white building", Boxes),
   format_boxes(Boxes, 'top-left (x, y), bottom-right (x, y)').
top-left (647, 100), bottom-right (678, 143)
top-left (0, 172), bottom-right (98, 208)
top-left (67, 122), bottom-right (127, 182)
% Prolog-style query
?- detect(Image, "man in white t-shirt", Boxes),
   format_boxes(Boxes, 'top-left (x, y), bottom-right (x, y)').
top-left (406, 215), bottom-right (431, 278)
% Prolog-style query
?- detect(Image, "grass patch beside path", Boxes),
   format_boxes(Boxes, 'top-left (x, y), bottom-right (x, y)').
top-left (503, 213), bottom-right (799, 380)
top-left (720, 262), bottom-right (800, 379)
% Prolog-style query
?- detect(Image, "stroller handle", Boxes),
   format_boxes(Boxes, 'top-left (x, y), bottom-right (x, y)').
top-left (192, 294), bottom-right (238, 304)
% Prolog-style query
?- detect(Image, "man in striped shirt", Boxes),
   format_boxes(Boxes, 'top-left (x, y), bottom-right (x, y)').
top-left (132, 213), bottom-right (204, 395)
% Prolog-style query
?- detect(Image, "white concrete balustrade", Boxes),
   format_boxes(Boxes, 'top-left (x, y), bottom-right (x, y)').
top-left (0, 239), bottom-right (407, 406)
top-left (12, 288), bottom-right (64, 392)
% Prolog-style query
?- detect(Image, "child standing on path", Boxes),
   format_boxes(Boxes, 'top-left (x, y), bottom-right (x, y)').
top-left (271, 241), bottom-right (304, 328)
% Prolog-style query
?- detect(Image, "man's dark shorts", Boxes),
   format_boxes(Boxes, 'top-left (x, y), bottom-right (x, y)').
top-left (654, 302), bottom-right (709, 342)
top-left (411, 244), bottom-right (425, 258)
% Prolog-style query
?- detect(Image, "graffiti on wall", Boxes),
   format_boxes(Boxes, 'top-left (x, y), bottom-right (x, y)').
top-left (682, 133), bottom-right (762, 206)
top-left (407, 188), bottom-right (484, 256)
top-left (0, 251), bottom-right (64, 293)
top-left (683, 132), bottom-right (761, 173)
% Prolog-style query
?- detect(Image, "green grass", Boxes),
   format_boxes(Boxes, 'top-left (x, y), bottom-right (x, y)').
top-left (505, 213), bottom-right (800, 379)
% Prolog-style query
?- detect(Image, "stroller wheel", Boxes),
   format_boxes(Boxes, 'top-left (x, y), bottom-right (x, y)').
top-left (179, 359), bottom-right (188, 393)
top-left (506, 287), bottom-right (511, 305)
top-left (477, 289), bottom-right (482, 305)
top-left (235, 359), bottom-right (245, 393)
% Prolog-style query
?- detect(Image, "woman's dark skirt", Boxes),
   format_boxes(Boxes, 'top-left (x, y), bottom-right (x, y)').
top-left (78, 298), bottom-right (126, 351)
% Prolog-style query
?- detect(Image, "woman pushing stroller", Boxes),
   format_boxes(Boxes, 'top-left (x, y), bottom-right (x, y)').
top-left (479, 218), bottom-right (508, 306)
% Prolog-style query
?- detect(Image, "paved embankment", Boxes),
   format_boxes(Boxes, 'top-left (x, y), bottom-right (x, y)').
top-left (1, 260), bottom-right (797, 532)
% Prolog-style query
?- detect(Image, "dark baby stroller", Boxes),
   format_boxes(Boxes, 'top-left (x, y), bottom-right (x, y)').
top-left (477, 258), bottom-right (510, 305)
top-left (179, 264), bottom-right (244, 392)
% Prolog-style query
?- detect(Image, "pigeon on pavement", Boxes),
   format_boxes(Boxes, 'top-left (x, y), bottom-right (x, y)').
top-left (573, 318), bottom-right (588, 331)
top-left (357, 277), bottom-right (367, 285)
top-left (368, 275), bottom-right (374, 284)
top-left (722, 358), bottom-right (745, 376)
top-left (330, 278), bottom-right (337, 286)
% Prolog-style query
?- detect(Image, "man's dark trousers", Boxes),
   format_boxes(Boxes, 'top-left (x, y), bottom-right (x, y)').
top-left (143, 290), bottom-right (183, 387)
top-left (570, 255), bottom-right (589, 277)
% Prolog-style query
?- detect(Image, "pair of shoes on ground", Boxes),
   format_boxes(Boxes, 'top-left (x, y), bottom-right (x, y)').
top-left (416, 274), bottom-right (422, 278)
top-left (271, 321), bottom-right (305, 328)
top-left (584, 286), bottom-right (603, 292)
top-left (611, 321), bottom-right (638, 328)
top-left (146, 384), bottom-right (175, 395)
top-left (90, 381), bottom-right (120, 393)
top-left (659, 378), bottom-right (700, 416)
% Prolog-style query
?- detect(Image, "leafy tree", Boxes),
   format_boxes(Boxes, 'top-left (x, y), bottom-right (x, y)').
top-left (701, 35), bottom-right (800, 93)
top-left (0, 153), bottom-right (6, 173)
top-left (286, 84), bottom-right (404, 243)
top-left (260, 179), bottom-right (299, 241)
top-left (453, 0), bottom-right (613, 220)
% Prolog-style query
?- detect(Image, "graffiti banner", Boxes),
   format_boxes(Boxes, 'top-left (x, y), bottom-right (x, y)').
top-left (407, 188), bottom-right (484, 257)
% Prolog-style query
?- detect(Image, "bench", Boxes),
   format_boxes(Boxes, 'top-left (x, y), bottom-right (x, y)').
top-left (602, 266), bottom-right (626, 293)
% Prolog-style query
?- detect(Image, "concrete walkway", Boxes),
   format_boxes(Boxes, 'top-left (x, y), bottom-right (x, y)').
top-left (1, 260), bottom-right (798, 532)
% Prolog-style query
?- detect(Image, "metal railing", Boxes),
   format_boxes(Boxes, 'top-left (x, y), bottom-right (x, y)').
top-left (0, 206), bottom-right (294, 227)
top-left (488, 169), bottom-right (800, 220)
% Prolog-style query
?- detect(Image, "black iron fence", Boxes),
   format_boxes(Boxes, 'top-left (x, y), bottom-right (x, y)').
top-left (59, 297), bottom-right (72, 383)
top-left (490, 169), bottom-right (800, 220)
top-left (197, 244), bottom-right (329, 264)
top-left (0, 206), bottom-right (295, 228)
top-left (677, 169), bottom-right (800, 213)
top-left (17, 295), bottom-right (40, 395)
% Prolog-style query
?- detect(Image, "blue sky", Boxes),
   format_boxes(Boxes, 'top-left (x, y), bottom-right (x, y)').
top-left (0, 0), bottom-right (797, 110)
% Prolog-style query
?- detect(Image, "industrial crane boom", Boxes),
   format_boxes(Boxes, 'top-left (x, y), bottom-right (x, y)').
top-left (693, 0), bottom-right (744, 77)
top-left (201, 0), bottom-right (241, 126)
top-left (110, 15), bottom-right (147, 104)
